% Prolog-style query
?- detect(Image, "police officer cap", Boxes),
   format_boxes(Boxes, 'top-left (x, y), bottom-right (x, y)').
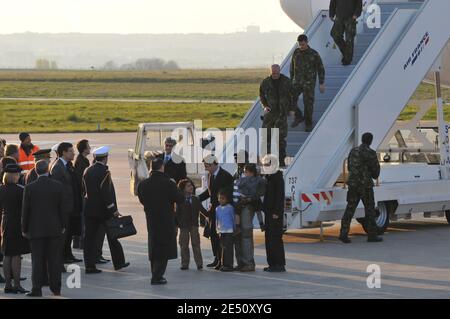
top-left (93, 146), bottom-right (110, 158)
top-left (4, 164), bottom-right (22, 173)
top-left (32, 149), bottom-right (51, 157)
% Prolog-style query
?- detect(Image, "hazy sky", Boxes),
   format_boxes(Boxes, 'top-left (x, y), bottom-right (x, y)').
top-left (1, 0), bottom-right (300, 34)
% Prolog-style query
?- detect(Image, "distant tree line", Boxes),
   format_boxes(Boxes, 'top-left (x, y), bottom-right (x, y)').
top-left (35, 59), bottom-right (58, 70)
top-left (102, 58), bottom-right (180, 71)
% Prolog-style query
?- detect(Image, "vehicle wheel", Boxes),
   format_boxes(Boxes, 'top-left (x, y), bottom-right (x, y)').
top-left (445, 210), bottom-right (450, 224)
top-left (357, 202), bottom-right (393, 235)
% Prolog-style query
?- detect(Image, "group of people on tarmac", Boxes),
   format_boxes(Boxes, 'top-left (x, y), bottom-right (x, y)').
top-left (0, 133), bottom-right (129, 297)
top-left (139, 138), bottom-right (286, 285)
top-left (0, 0), bottom-right (383, 294)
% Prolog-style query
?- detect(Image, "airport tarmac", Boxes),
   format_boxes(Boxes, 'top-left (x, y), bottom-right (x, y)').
top-left (1, 132), bottom-right (450, 299)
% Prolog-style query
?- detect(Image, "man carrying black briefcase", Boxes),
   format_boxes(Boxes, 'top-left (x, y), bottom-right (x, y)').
top-left (82, 146), bottom-right (130, 274)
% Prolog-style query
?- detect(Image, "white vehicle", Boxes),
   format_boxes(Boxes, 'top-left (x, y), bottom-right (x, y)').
top-left (128, 122), bottom-right (215, 195)
top-left (217, 0), bottom-right (450, 233)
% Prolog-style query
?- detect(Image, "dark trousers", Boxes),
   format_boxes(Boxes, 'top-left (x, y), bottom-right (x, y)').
top-left (84, 217), bottom-right (125, 269)
top-left (30, 237), bottom-right (62, 294)
top-left (264, 215), bottom-right (285, 267)
top-left (151, 259), bottom-right (168, 281)
top-left (340, 186), bottom-right (377, 237)
top-left (219, 233), bottom-right (234, 268)
top-left (63, 224), bottom-right (74, 259)
top-left (94, 225), bottom-right (106, 259)
top-left (331, 17), bottom-right (357, 63)
top-left (210, 215), bottom-right (221, 260)
top-left (293, 83), bottom-right (316, 127)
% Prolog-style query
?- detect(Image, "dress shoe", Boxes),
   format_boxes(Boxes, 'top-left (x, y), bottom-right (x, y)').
top-left (4, 287), bottom-right (16, 294)
top-left (26, 290), bottom-right (42, 297)
top-left (70, 257), bottom-right (83, 263)
top-left (197, 265), bottom-right (203, 270)
top-left (368, 236), bottom-right (383, 243)
top-left (114, 262), bottom-right (130, 271)
top-left (96, 256), bottom-right (110, 264)
top-left (180, 266), bottom-right (189, 270)
top-left (64, 257), bottom-right (82, 264)
top-left (14, 286), bottom-right (30, 294)
top-left (291, 117), bottom-right (304, 128)
top-left (268, 266), bottom-right (284, 273)
top-left (214, 264), bottom-right (222, 270)
top-left (206, 259), bottom-right (219, 268)
top-left (220, 266), bottom-right (234, 272)
top-left (263, 266), bottom-right (285, 272)
top-left (85, 267), bottom-right (102, 274)
top-left (151, 278), bottom-right (167, 285)
top-left (239, 265), bottom-right (255, 272)
top-left (339, 236), bottom-right (352, 244)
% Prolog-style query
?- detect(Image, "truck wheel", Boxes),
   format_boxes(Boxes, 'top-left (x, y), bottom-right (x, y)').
top-left (357, 202), bottom-right (392, 235)
top-left (446, 211), bottom-right (450, 224)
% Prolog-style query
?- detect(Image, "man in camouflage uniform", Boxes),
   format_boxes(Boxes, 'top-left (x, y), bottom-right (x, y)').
top-left (339, 132), bottom-right (383, 243)
top-left (290, 34), bottom-right (326, 132)
top-left (259, 64), bottom-right (293, 167)
top-left (330, 0), bottom-right (363, 65)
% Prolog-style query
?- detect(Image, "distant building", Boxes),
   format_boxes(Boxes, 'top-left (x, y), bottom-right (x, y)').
top-left (246, 25), bottom-right (260, 34)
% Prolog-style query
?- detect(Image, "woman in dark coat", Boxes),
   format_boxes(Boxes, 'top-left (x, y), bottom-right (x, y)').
top-left (137, 158), bottom-right (184, 285)
top-left (0, 164), bottom-right (30, 293)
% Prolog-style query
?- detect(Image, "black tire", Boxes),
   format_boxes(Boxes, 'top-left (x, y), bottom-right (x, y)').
top-left (357, 202), bottom-right (394, 235)
top-left (446, 211), bottom-right (450, 224)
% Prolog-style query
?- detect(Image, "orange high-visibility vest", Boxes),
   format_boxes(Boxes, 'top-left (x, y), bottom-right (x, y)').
top-left (18, 145), bottom-right (40, 173)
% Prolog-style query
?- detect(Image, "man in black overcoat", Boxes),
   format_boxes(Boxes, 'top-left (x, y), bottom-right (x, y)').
top-left (137, 157), bottom-right (184, 285)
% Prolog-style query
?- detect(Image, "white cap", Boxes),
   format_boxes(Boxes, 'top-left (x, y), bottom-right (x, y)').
top-left (51, 143), bottom-right (59, 153)
top-left (93, 146), bottom-right (110, 157)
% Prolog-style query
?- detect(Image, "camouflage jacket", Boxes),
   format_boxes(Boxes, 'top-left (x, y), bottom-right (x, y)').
top-left (259, 74), bottom-right (293, 116)
top-left (290, 47), bottom-right (325, 86)
top-left (347, 143), bottom-right (380, 188)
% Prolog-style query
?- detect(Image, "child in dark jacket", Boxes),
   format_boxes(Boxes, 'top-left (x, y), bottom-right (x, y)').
top-left (176, 179), bottom-right (207, 270)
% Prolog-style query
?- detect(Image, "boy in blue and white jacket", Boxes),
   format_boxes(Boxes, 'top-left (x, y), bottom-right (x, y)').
top-left (215, 189), bottom-right (235, 271)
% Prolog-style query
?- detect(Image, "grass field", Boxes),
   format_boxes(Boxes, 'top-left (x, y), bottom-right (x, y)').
top-left (0, 69), bottom-right (449, 133)
top-left (0, 69), bottom-right (447, 100)
top-left (0, 100), bottom-right (250, 133)
top-left (0, 69), bottom-right (267, 100)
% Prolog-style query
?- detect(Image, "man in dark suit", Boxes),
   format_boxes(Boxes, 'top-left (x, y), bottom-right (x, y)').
top-left (261, 154), bottom-right (286, 272)
top-left (73, 139), bottom-right (109, 259)
top-left (50, 142), bottom-right (82, 264)
top-left (83, 146), bottom-right (129, 274)
top-left (198, 155), bottom-right (234, 269)
top-left (159, 137), bottom-right (187, 184)
top-left (22, 160), bottom-right (67, 297)
top-left (137, 157), bottom-right (184, 285)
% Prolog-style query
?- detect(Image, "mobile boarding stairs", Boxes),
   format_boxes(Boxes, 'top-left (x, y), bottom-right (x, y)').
top-left (221, 0), bottom-right (450, 233)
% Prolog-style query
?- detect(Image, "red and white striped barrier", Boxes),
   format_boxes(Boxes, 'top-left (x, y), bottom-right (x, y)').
top-left (301, 191), bottom-right (334, 205)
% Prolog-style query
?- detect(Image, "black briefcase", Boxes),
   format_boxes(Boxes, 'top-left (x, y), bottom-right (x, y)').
top-left (105, 215), bottom-right (137, 240)
top-left (203, 219), bottom-right (211, 239)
